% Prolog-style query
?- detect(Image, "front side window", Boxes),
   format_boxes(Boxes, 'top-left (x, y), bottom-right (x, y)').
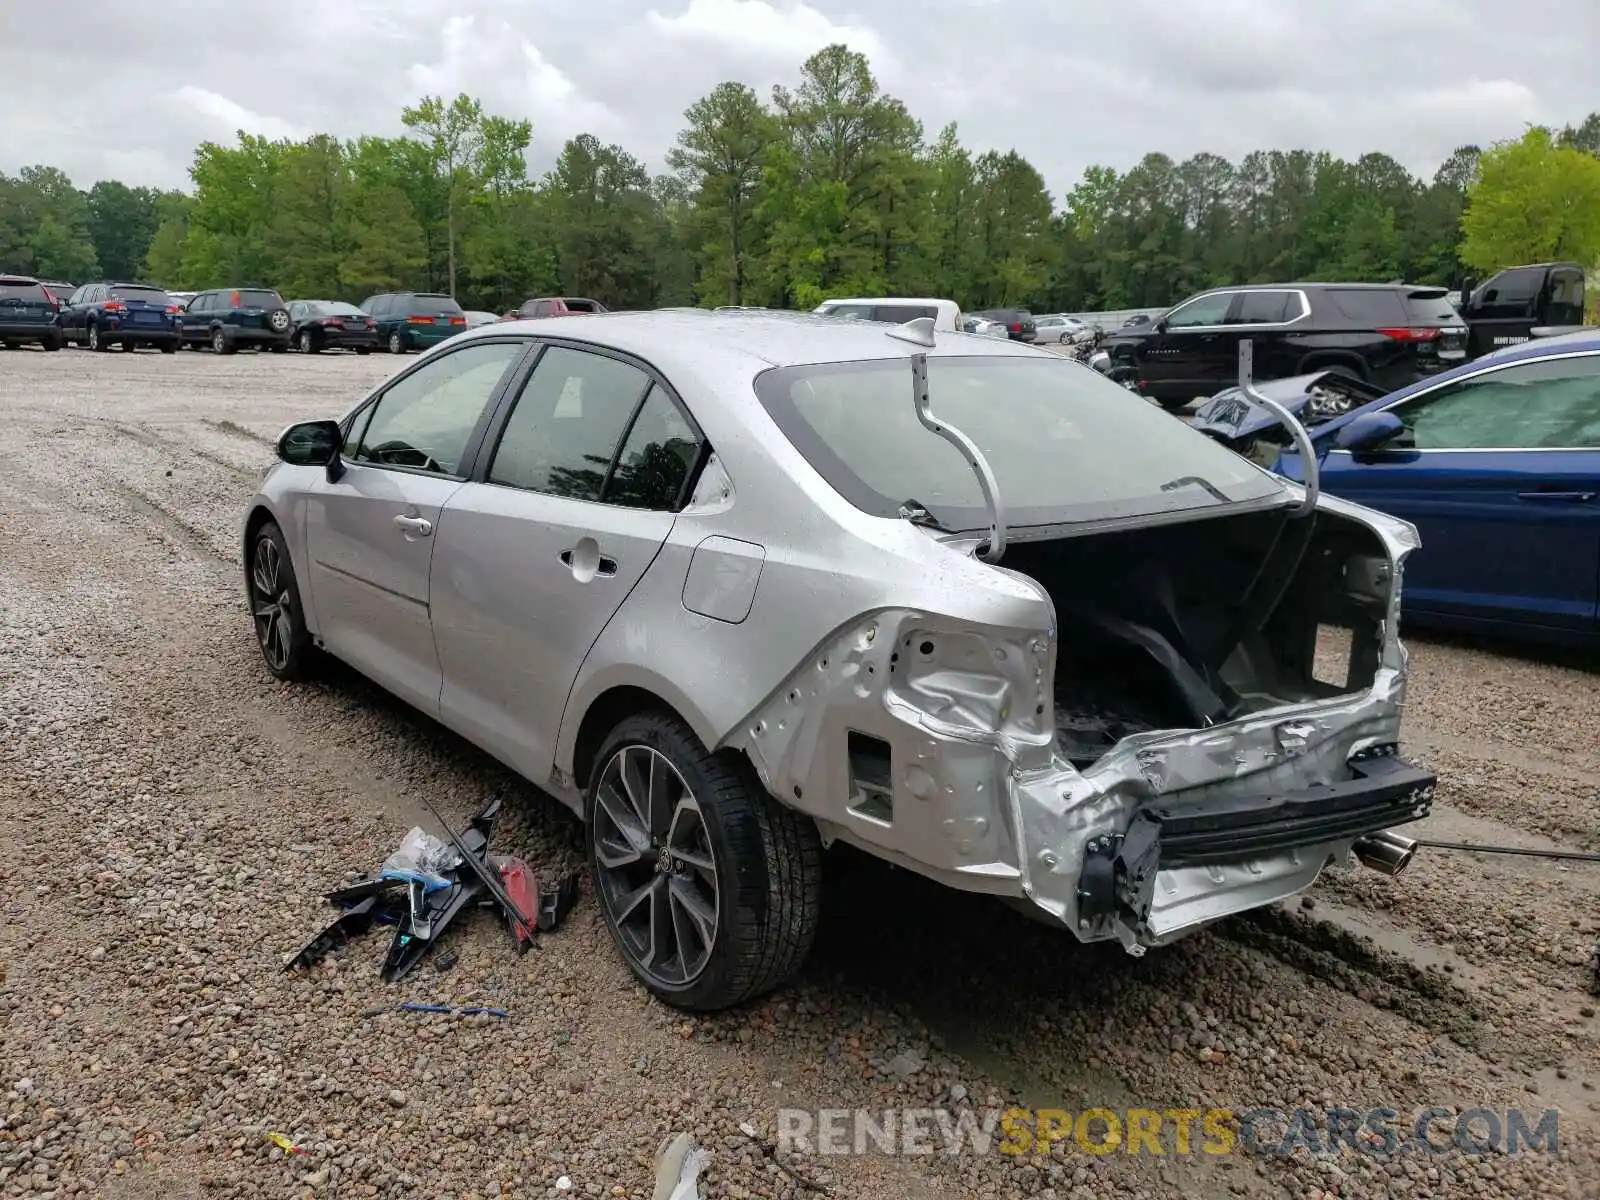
top-left (1165, 292), bottom-right (1234, 329)
top-left (488, 346), bottom-right (652, 500)
top-left (754, 355), bottom-right (1284, 531)
top-left (1235, 291), bottom-right (1296, 324)
top-left (1392, 354), bottom-right (1600, 450)
top-left (350, 340), bottom-right (524, 475)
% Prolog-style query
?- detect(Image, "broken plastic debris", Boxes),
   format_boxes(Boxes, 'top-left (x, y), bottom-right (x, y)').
top-left (264, 1131), bottom-right (305, 1156)
top-left (555, 1176), bottom-right (573, 1191)
top-left (654, 1133), bottom-right (707, 1200)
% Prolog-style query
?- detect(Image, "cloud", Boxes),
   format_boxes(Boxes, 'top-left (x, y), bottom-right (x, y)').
top-left (0, 0), bottom-right (1596, 198)
top-left (168, 87), bottom-right (306, 143)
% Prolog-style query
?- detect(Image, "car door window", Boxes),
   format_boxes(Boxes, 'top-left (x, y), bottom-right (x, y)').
top-left (1165, 292), bottom-right (1234, 328)
top-left (351, 340), bottom-right (524, 475)
top-left (1393, 355), bottom-right (1600, 450)
top-left (487, 346), bottom-right (652, 501)
top-left (1234, 291), bottom-right (1294, 324)
top-left (1478, 269), bottom-right (1542, 319)
top-left (531, 300), bottom-right (553, 318)
top-left (605, 385), bottom-right (704, 510)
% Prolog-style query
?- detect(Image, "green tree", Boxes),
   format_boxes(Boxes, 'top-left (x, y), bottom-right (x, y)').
top-left (86, 181), bottom-right (164, 281)
top-left (1460, 127), bottom-right (1600, 273)
top-left (401, 93), bottom-right (486, 297)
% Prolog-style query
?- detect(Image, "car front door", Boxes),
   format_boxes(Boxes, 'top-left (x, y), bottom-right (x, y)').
top-left (1317, 351), bottom-right (1600, 634)
top-left (1464, 266), bottom-right (1543, 357)
top-left (301, 338), bottom-right (529, 710)
top-left (1137, 290), bottom-right (1237, 404)
top-left (431, 344), bottom-right (704, 780)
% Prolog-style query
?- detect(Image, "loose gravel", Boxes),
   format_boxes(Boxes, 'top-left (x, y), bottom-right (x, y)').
top-left (1, 345), bottom-right (1597, 1199)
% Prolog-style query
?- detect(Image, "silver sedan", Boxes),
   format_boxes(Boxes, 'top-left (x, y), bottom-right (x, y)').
top-left (244, 311), bottom-right (1434, 1010)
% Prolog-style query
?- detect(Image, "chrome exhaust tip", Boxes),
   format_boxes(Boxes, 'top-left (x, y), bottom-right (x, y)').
top-left (1351, 831), bottom-right (1418, 876)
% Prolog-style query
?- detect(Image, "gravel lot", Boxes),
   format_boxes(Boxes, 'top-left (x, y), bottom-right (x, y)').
top-left (2, 345), bottom-right (1598, 1200)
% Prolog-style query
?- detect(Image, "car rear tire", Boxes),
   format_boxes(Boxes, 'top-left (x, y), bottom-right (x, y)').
top-left (299, 329), bottom-right (319, 354)
top-left (159, 341), bottom-right (177, 355)
top-left (269, 342), bottom-right (288, 354)
top-left (41, 334), bottom-right (62, 352)
top-left (88, 323), bottom-right (109, 352)
top-left (123, 340), bottom-right (138, 353)
top-left (388, 331), bottom-right (404, 354)
top-left (247, 520), bottom-right (316, 682)
top-left (586, 712), bottom-right (822, 1013)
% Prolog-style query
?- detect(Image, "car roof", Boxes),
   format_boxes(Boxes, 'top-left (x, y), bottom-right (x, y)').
top-left (816, 296), bottom-right (958, 308)
top-left (1305, 331), bottom-right (1600, 442)
top-left (464, 308), bottom-right (1041, 373)
top-left (0, 273), bottom-right (41, 284)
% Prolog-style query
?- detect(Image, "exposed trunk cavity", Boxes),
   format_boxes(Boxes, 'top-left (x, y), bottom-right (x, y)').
top-left (1000, 506), bottom-right (1394, 768)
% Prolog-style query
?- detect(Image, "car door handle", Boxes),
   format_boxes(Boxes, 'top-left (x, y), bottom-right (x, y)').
top-left (393, 514), bottom-right (433, 536)
top-left (1516, 490), bottom-right (1596, 503)
top-left (559, 548), bottom-right (618, 577)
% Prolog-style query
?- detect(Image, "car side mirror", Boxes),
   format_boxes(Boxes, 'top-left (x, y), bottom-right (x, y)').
top-left (1482, 287), bottom-right (1498, 303)
top-left (1153, 318), bottom-right (1168, 333)
top-left (277, 420), bottom-right (343, 478)
top-left (1334, 411), bottom-right (1404, 454)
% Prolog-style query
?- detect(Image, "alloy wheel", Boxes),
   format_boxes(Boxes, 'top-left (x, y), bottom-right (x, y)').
top-left (88, 325), bottom-right (99, 351)
top-left (250, 536), bottom-right (294, 673)
top-left (592, 745), bottom-right (720, 988)
top-left (212, 329), bottom-right (226, 353)
top-left (300, 330), bottom-right (313, 352)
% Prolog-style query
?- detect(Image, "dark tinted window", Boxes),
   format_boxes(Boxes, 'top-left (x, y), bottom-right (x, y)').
top-left (1320, 289), bottom-right (1408, 325)
top-left (1165, 292), bottom-right (1234, 328)
top-left (488, 347), bottom-right (651, 500)
top-left (1402, 291), bottom-right (1461, 325)
top-left (0, 280), bottom-right (46, 300)
top-left (1234, 291), bottom-right (1294, 324)
top-left (110, 286), bottom-right (174, 306)
top-left (1474, 268), bottom-right (1542, 318)
top-left (876, 304), bottom-right (937, 324)
top-left (606, 385), bottom-right (703, 510)
top-left (352, 340), bottom-right (522, 475)
top-left (236, 289), bottom-right (282, 308)
top-left (1547, 271), bottom-right (1585, 324)
top-left (412, 294), bottom-right (464, 315)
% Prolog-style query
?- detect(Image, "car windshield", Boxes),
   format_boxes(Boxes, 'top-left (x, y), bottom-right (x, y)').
top-left (754, 355), bottom-right (1286, 530)
top-left (110, 286), bottom-right (174, 306)
top-left (0, 280), bottom-right (46, 300)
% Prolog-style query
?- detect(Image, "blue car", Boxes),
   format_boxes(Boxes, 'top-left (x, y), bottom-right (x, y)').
top-left (1272, 332), bottom-right (1600, 646)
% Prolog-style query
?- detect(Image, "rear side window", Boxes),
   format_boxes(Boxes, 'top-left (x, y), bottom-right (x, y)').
top-left (606, 385), bottom-right (703, 510)
top-left (1403, 292), bottom-right (1461, 325)
top-left (1320, 289), bottom-right (1408, 325)
top-left (488, 347), bottom-right (653, 501)
top-left (0, 280), bottom-right (46, 300)
top-left (876, 305), bottom-right (937, 324)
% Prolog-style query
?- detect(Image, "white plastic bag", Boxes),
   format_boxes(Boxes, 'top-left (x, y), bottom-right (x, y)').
top-left (379, 826), bottom-right (461, 893)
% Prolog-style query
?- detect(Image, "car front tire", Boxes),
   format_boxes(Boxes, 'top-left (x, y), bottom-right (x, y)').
top-left (88, 323), bottom-right (108, 352)
top-left (247, 520), bottom-right (315, 682)
top-left (587, 712), bottom-right (822, 1012)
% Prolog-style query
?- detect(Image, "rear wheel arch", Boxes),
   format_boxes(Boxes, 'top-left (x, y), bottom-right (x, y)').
top-left (572, 685), bottom-right (699, 794)
top-left (1297, 351), bottom-right (1368, 379)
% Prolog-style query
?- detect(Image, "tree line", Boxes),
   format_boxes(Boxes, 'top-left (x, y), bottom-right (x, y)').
top-left (4, 46), bottom-right (1600, 315)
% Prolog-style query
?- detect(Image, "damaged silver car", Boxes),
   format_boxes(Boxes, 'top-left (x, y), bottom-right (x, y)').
top-left (244, 310), bottom-right (1435, 1012)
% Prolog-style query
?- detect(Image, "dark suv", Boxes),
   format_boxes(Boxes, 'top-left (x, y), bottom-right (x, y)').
top-left (179, 288), bottom-right (293, 353)
top-left (970, 308), bottom-right (1038, 342)
top-left (61, 281), bottom-right (183, 352)
top-left (1101, 283), bottom-right (1469, 410)
top-left (0, 275), bottom-right (64, 351)
top-left (362, 292), bottom-right (467, 353)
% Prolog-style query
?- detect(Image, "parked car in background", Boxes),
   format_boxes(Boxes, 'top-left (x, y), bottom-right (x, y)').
top-left (1456, 261), bottom-right (1587, 358)
top-left (0, 280), bottom-right (65, 355)
top-left (1275, 333), bottom-right (1600, 646)
top-left (244, 310), bottom-right (1433, 1011)
top-left (179, 288), bottom-right (292, 354)
top-left (970, 308), bottom-right (1037, 342)
top-left (1101, 283), bottom-right (1468, 411)
top-left (961, 315), bottom-right (1010, 338)
top-left (1033, 314), bottom-right (1088, 344)
top-left (286, 300), bottom-right (377, 354)
top-left (812, 297), bottom-right (962, 332)
top-left (0, 275), bottom-right (64, 351)
top-left (363, 291), bottom-right (468, 354)
top-left (463, 310), bottom-right (500, 330)
top-left (39, 280), bottom-right (76, 305)
top-left (61, 281), bottom-right (182, 352)
top-left (500, 296), bottom-right (609, 322)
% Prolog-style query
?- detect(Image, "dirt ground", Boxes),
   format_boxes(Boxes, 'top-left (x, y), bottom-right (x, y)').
top-left (1, 344), bottom-right (1597, 1200)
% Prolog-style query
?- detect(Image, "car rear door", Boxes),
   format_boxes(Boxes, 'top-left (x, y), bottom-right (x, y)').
top-left (1316, 351), bottom-right (1600, 635)
top-left (301, 338), bottom-right (529, 711)
top-left (431, 344), bottom-right (703, 781)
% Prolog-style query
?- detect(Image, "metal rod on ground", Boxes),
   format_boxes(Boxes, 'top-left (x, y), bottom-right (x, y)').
top-left (1415, 839), bottom-right (1600, 864)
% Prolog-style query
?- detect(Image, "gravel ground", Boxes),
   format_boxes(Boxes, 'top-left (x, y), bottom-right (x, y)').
top-left (1, 345), bottom-right (1597, 1200)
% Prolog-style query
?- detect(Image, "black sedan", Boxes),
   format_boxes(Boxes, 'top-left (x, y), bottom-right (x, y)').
top-left (286, 300), bottom-right (378, 354)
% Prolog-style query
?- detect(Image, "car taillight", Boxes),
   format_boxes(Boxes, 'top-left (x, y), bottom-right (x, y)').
top-left (1377, 327), bottom-right (1440, 342)
top-left (321, 317), bottom-right (344, 327)
top-left (408, 315), bottom-right (435, 325)
top-left (447, 316), bottom-right (465, 326)
top-left (365, 319), bottom-right (376, 329)
top-left (1009, 322), bottom-right (1021, 332)
top-left (103, 301), bottom-right (127, 313)
top-left (45, 294), bottom-right (60, 310)
top-left (165, 305), bottom-right (182, 315)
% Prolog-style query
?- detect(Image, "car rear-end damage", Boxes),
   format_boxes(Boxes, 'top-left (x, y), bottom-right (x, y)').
top-left (730, 339), bottom-right (1435, 953)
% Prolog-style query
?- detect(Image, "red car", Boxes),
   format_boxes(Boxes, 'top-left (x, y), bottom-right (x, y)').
top-left (499, 296), bottom-right (609, 321)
